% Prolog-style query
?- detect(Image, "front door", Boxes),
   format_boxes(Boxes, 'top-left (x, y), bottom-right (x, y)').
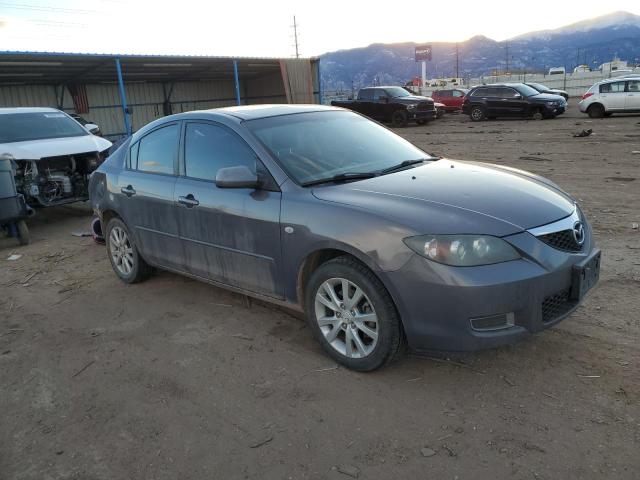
top-left (625, 80), bottom-right (640, 111)
top-left (116, 122), bottom-right (182, 270)
top-left (500, 87), bottom-right (528, 116)
top-left (174, 121), bottom-right (283, 298)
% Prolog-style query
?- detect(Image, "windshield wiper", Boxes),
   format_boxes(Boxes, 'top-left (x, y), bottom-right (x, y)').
top-left (301, 172), bottom-right (378, 187)
top-left (379, 158), bottom-right (432, 174)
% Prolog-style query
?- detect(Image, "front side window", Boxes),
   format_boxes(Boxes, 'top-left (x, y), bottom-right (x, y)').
top-left (373, 90), bottom-right (388, 101)
top-left (246, 110), bottom-right (431, 185)
top-left (0, 112), bottom-right (88, 143)
top-left (600, 82), bottom-right (625, 93)
top-left (501, 88), bottom-right (521, 98)
top-left (384, 87), bottom-right (411, 98)
top-left (452, 90), bottom-right (464, 97)
top-left (184, 122), bottom-right (257, 181)
top-left (137, 124), bottom-right (179, 175)
top-left (627, 80), bottom-right (640, 92)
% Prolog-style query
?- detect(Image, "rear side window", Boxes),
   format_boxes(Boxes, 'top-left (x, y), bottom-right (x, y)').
top-left (184, 122), bottom-right (257, 182)
top-left (600, 82), bottom-right (625, 93)
top-left (358, 89), bottom-right (374, 101)
top-left (627, 80), bottom-right (640, 92)
top-left (136, 124), bottom-right (179, 175)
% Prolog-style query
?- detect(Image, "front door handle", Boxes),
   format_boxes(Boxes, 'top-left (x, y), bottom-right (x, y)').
top-left (178, 194), bottom-right (199, 208)
top-left (121, 185), bottom-right (136, 197)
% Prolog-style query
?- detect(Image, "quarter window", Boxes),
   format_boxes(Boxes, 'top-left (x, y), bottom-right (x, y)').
top-left (184, 123), bottom-right (257, 182)
top-left (137, 124), bottom-right (179, 175)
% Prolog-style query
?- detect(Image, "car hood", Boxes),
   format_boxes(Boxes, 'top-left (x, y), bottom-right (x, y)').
top-left (0, 135), bottom-right (112, 160)
top-left (530, 93), bottom-right (565, 102)
top-left (311, 159), bottom-right (576, 237)
top-left (395, 95), bottom-right (434, 104)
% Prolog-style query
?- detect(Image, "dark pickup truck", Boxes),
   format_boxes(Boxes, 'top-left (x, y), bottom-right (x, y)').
top-left (332, 86), bottom-right (436, 127)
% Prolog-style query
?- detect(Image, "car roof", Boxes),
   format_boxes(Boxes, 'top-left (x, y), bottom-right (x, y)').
top-left (0, 107), bottom-right (61, 115)
top-left (207, 104), bottom-right (342, 120)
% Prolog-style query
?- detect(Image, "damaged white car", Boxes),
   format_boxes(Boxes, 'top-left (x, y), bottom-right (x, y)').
top-left (0, 107), bottom-right (112, 207)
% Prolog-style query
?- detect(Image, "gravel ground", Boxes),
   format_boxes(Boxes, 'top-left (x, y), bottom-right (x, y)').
top-left (1, 106), bottom-right (639, 480)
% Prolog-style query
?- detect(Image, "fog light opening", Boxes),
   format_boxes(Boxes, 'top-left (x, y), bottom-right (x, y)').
top-left (470, 312), bottom-right (515, 332)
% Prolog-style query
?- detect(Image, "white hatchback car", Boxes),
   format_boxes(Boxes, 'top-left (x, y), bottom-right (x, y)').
top-left (579, 76), bottom-right (640, 117)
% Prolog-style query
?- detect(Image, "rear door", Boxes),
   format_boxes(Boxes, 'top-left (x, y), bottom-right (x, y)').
top-left (625, 80), bottom-right (640, 111)
top-left (116, 122), bottom-right (183, 269)
top-left (174, 121), bottom-right (283, 298)
top-left (599, 81), bottom-right (626, 110)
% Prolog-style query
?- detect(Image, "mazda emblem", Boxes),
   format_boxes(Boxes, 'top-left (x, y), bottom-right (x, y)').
top-left (572, 221), bottom-right (585, 245)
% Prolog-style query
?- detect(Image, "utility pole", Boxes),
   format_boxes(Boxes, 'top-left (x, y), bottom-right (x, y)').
top-left (292, 15), bottom-right (300, 59)
top-left (455, 43), bottom-right (459, 78)
top-left (505, 41), bottom-right (509, 74)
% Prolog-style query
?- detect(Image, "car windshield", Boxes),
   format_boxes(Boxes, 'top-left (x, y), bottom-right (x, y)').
top-left (513, 84), bottom-right (541, 97)
top-left (0, 112), bottom-right (88, 143)
top-left (384, 87), bottom-right (412, 98)
top-left (528, 83), bottom-right (549, 91)
top-left (246, 111), bottom-right (432, 185)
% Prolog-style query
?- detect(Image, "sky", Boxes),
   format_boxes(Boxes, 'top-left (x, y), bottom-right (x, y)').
top-left (0, 0), bottom-right (639, 57)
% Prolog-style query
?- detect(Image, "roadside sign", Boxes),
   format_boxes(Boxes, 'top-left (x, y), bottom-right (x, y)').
top-left (415, 45), bottom-right (432, 62)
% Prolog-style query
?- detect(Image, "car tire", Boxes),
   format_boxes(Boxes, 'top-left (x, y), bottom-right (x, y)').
top-left (588, 104), bottom-right (605, 118)
top-left (391, 110), bottom-right (409, 128)
top-left (470, 106), bottom-right (485, 122)
top-left (17, 220), bottom-right (30, 246)
top-left (532, 109), bottom-right (544, 121)
top-left (304, 256), bottom-right (405, 371)
top-left (105, 217), bottom-right (151, 284)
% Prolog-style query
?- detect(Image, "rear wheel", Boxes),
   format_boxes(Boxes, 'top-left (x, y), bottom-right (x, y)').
top-left (588, 104), bottom-right (605, 118)
top-left (391, 110), bottom-right (408, 128)
top-left (305, 256), bottom-right (404, 371)
top-left (105, 217), bottom-right (151, 283)
top-left (470, 106), bottom-right (485, 122)
top-left (16, 220), bottom-right (30, 246)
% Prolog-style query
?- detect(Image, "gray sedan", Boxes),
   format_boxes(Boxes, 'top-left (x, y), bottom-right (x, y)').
top-left (90, 105), bottom-right (600, 371)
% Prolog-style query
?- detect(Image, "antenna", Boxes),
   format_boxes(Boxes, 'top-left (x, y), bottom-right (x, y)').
top-left (505, 41), bottom-right (509, 74)
top-left (455, 43), bottom-right (459, 78)
top-left (292, 15), bottom-right (300, 58)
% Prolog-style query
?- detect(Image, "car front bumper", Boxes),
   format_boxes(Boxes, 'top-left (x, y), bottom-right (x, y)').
top-left (408, 110), bottom-right (437, 122)
top-left (382, 230), bottom-right (599, 352)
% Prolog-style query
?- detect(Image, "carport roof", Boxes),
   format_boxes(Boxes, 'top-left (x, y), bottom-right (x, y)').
top-left (0, 51), bottom-right (309, 84)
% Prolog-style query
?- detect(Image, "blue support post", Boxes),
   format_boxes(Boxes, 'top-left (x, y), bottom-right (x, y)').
top-left (115, 57), bottom-right (132, 137)
top-left (316, 58), bottom-right (323, 105)
top-left (233, 59), bottom-right (241, 106)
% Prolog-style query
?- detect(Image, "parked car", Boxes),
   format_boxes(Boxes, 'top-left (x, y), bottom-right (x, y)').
top-left (90, 105), bottom-right (600, 371)
top-left (431, 88), bottom-right (469, 111)
top-left (525, 82), bottom-right (569, 101)
top-left (331, 86), bottom-right (436, 127)
top-left (0, 107), bottom-right (112, 208)
top-left (579, 77), bottom-right (640, 118)
top-left (461, 83), bottom-right (567, 121)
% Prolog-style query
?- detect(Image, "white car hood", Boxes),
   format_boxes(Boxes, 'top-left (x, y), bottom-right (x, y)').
top-left (0, 135), bottom-right (112, 160)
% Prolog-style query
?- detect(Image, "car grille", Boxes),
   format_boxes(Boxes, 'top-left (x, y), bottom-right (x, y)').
top-left (417, 102), bottom-right (434, 111)
top-left (537, 229), bottom-right (583, 252)
top-left (541, 288), bottom-right (576, 323)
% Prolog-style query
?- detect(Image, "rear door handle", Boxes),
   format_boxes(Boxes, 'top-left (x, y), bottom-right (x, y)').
top-left (178, 195), bottom-right (199, 208)
top-left (121, 185), bottom-right (136, 197)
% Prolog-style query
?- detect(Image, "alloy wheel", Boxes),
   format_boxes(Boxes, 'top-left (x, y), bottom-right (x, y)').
top-left (109, 226), bottom-right (135, 276)
top-left (314, 277), bottom-right (379, 359)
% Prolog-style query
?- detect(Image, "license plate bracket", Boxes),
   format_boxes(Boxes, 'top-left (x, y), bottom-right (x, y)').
top-left (570, 249), bottom-right (601, 301)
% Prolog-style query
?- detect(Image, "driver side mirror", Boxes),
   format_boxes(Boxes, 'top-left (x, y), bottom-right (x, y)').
top-left (84, 123), bottom-right (100, 135)
top-left (514, 94), bottom-right (522, 99)
top-left (215, 165), bottom-right (260, 189)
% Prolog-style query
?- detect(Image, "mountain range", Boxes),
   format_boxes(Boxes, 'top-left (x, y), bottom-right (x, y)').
top-left (319, 11), bottom-right (640, 91)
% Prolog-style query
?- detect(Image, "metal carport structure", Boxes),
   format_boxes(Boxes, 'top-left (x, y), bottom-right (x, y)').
top-left (0, 52), bottom-right (321, 139)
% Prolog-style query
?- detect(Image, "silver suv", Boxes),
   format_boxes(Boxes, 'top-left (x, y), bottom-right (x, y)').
top-left (579, 76), bottom-right (640, 117)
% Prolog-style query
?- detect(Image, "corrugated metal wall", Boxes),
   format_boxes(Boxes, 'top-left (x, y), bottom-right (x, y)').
top-left (0, 66), bottom-right (304, 139)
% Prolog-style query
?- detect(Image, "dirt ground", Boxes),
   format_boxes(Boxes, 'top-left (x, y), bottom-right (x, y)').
top-left (1, 106), bottom-right (639, 480)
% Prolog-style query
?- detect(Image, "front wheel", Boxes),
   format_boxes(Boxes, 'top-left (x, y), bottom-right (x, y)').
top-left (470, 106), bottom-right (485, 122)
top-left (105, 217), bottom-right (151, 283)
top-left (17, 220), bottom-right (30, 246)
top-left (305, 256), bottom-right (404, 371)
top-left (391, 110), bottom-right (408, 128)
top-left (531, 109), bottom-right (544, 121)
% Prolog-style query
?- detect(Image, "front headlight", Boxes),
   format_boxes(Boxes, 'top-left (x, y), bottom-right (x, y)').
top-left (406, 103), bottom-right (417, 110)
top-left (545, 101), bottom-right (558, 106)
top-left (403, 234), bottom-right (521, 266)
